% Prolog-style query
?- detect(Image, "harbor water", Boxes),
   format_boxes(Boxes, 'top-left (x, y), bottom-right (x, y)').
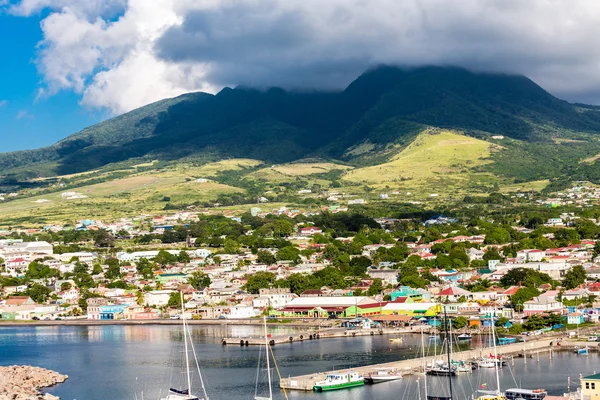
top-left (0, 325), bottom-right (595, 399)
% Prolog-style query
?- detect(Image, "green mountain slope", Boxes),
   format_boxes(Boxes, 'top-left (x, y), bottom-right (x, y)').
top-left (2, 65), bottom-right (600, 185)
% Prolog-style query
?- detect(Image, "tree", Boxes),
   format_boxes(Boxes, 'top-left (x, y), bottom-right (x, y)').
top-left (367, 278), bottom-right (384, 296)
top-left (93, 229), bottom-right (115, 247)
top-left (562, 265), bottom-right (586, 290)
top-left (483, 248), bottom-right (504, 262)
top-left (91, 264), bottom-right (103, 275)
top-left (554, 228), bottom-right (581, 246)
top-left (257, 250), bottom-right (276, 265)
top-left (107, 280), bottom-right (128, 289)
top-left (73, 261), bottom-right (89, 275)
top-left (188, 271), bottom-right (212, 289)
top-left (136, 258), bottom-right (153, 279)
top-left (60, 282), bottom-right (72, 291)
top-left (154, 250), bottom-right (177, 265)
top-left (26, 284), bottom-right (51, 303)
top-left (484, 228), bottom-right (511, 245)
top-left (167, 292), bottom-right (183, 308)
top-left (178, 251), bottom-right (191, 263)
top-left (277, 246), bottom-right (300, 263)
top-left (495, 317), bottom-right (509, 327)
top-left (353, 288), bottom-right (364, 296)
top-left (452, 316), bottom-right (468, 330)
top-left (511, 287), bottom-right (540, 311)
top-left (105, 262), bottom-right (121, 280)
top-left (243, 272), bottom-right (277, 294)
top-left (223, 238), bottom-right (240, 254)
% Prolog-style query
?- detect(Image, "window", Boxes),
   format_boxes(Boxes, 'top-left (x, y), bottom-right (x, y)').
top-left (586, 382), bottom-right (590, 389)
top-left (593, 383), bottom-right (596, 390)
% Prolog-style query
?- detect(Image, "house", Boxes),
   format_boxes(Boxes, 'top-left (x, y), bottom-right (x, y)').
top-left (523, 294), bottom-right (563, 316)
top-left (562, 288), bottom-right (589, 301)
top-left (567, 312), bottom-right (584, 325)
top-left (579, 373), bottom-right (600, 400)
top-left (300, 289), bottom-right (325, 297)
top-left (124, 305), bottom-right (159, 320)
top-left (5, 258), bottom-right (29, 276)
top-left (367, 268), bottom-right (399, 286)
top-left (467, 248), bottom-right (484, 261)
top-left (4, 296), bottom-right (35, 307)
top-left (517, 249), bottom-right (546, 262)
top-left (435, 287), bottom-right (473, 303)
top-left (87, 298), bottom-right (109, 320)
top-left (144, 290), bottom-right (174, 306)
top-left (298, 227), bottom-right (323, 236)
top-left (253, 288), bottom-right (296, 310)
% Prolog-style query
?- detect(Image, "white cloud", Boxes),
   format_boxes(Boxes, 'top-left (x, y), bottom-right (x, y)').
top-left (16, 110), bottom-right (33, 120)
top-left (0, 100), bottom-right (8, 108)
top-left (7, 0), bottom-right (600, 114)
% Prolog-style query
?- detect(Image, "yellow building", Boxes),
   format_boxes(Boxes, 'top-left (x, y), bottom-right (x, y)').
top-left (581, 373), bottom-right (600, 400)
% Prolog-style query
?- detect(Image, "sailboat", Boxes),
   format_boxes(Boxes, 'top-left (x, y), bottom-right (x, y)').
top-left (425, 309), bottom-right (455, 400)
top-left (254, 316), bottom-right (273, 400)
top-left (162, 292), bottom-right (209, 400)
top-left (476, 313), bottom-right (503, 400)
top-left (426, 316), bottom-right (457, 377)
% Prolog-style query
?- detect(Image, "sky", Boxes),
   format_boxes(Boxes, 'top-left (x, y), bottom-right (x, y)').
top-left (2, 0), bottom-right (600, 152)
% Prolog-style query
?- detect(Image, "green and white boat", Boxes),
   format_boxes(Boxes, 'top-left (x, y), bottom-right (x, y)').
top-left (313, 371), bottom-right (364, 392)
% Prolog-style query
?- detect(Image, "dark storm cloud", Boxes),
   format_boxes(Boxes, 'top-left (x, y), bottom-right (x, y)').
top-left (155, 0), bottom-right (600, 103)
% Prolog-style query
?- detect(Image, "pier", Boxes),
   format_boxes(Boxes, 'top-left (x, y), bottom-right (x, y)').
top-left (279, 336), bottom-right (563, 391)
top-left (222, 327), bottom-right (409, 346)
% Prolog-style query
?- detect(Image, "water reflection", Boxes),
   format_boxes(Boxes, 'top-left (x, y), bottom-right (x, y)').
top-left (0, 326), bottom-right (593, 400)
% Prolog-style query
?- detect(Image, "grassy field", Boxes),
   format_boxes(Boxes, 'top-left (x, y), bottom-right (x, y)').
top-left (194, 159), bottom-right (263, 177)
top-left (499, 180), bottom-right (550, 193)
top-left (342, 130), bottom-right (502, 198)
top-left (270, 162), bottom-right (352, 176)
top-left (0, 165), bottom-right (243, 226)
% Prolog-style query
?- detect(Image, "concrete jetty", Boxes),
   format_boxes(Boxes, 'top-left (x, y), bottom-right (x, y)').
top-left (279, 336), bottom-right (559, 391)
top-left (222, 327), bottom-right (410, 346)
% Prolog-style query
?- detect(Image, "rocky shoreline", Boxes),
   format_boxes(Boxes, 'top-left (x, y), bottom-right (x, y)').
top-left (0, 366), bottom-right (68, 400)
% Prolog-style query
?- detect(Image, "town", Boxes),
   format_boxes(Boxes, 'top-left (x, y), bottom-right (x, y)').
top-left (2, 191), bottom-right (600, 341)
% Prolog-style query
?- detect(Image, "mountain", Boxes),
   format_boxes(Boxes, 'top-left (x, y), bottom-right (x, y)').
top-left (2, 65), bottom-right (600, 183)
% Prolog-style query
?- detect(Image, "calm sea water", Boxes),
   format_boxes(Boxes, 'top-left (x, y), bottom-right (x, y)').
top-left (0, 325), bottom-right (596, 400)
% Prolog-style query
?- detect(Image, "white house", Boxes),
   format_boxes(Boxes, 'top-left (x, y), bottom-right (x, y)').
top-left (144, 290), bottom-right (173, 306)
top-left (523, 294), bottom-right (563, 317)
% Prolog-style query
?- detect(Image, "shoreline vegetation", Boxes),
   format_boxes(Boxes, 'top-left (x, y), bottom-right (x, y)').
top-left (0, 365), bottom-right (67, 400)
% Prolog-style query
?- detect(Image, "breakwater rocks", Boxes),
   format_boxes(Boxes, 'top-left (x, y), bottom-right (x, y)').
top-left (0, 365), bottom-right (68, 400)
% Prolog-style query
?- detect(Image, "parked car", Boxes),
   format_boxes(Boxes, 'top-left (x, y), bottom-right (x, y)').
top-left (32, 316), bottom-right (40, 320)
top-left (588, 336), bottom-right (598, 342)
top-left (170, 315), bottom-right (180, 320)
top-left (327, 314), bottom-right (338, 320)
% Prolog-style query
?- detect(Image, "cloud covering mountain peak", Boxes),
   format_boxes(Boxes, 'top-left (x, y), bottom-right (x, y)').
top-left (6, 0), bottom-right (600, 114)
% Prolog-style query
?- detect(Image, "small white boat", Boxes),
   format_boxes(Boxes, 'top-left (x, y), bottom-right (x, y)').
top-left (364, 368), bottom-right (403, 384)
top-left (389, 338), bottom-right (403, 344)
top-left (457, 333), bottom-right (472, 340)
top-left (477, 359), bottom-right (495, 368)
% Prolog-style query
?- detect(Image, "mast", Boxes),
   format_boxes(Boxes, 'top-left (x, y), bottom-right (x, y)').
top-left (444, 309), bottom-right (454, 400)
top-left (421, 326), bottom-right (428, 400)
top-left (181, 291), bottom-right (192, 394)
top-left (264, 316), bottom-right (273, 400)
top-left (490, 310), bottom-right (501, 395)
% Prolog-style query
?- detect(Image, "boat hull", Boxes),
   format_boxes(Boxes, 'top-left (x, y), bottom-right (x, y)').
top-left (364, 376), bottom-right (402, 384)
top-left (314, 380), bottom-right (365, 391)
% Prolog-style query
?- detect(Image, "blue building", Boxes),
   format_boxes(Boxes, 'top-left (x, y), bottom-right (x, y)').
top-left (99, 304), bottom-right (129, 320)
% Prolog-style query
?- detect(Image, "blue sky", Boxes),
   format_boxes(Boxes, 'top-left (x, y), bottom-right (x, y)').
top-left (0, 13), bottom-right (101, 153)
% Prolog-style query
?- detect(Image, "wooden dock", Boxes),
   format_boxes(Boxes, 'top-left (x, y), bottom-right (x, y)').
top-left (279, 336), bottom-right (560, 391)
top-left (222, 327), bottom-right (409, 346)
